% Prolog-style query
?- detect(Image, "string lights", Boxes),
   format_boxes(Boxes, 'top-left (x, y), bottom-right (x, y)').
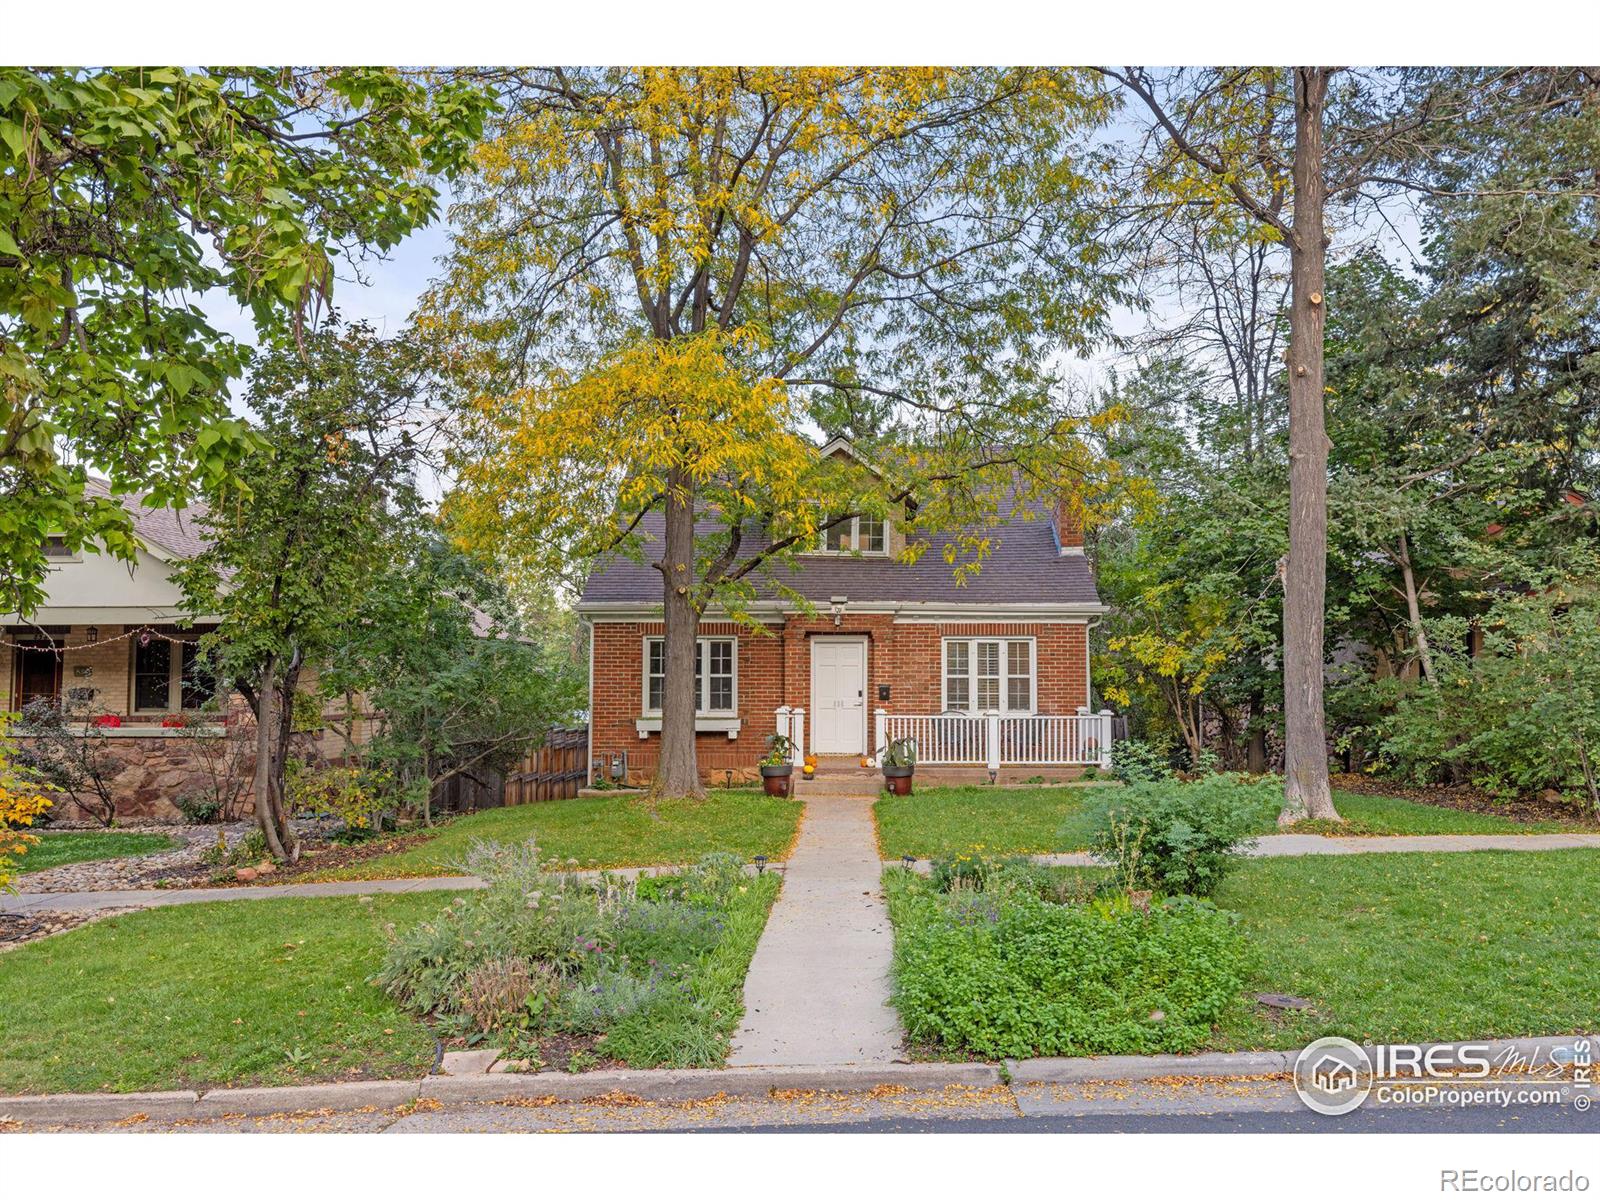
top-left (0, 625), bottom-right (210, 653)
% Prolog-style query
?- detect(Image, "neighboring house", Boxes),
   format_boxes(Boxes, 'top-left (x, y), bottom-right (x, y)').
top-left (0, 483), bottom-right (366, 821)
top-left (577, 439), bottom-right (1113, 785)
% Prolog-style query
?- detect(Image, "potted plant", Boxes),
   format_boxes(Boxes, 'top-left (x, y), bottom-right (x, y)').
top-left (760, 734), bottom-right (796, 797)
top-left (881, 736), bottom-right (917, 795)
top-left (91, 712), bottom-right (122, 728)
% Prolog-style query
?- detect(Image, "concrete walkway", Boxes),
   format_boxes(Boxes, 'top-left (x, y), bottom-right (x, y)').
top-left (729, 792), bottom-right (903, 1066)
top-left (1019, 830), bottom-right (1600, 869)
top-left (9, 830), bottom-right (1599, 916)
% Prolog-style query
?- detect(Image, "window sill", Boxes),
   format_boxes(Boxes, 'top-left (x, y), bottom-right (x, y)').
top-left (635, 716), bottom-right (743, 739)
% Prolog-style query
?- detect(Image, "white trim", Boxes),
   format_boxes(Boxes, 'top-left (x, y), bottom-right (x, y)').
top-left (818, 435), bottom-right (884, 477)
top-left (940, 635), bottom-right (1037, 715)
top-left (1058, 546), bottom-right (1086, 556)
top-left (640, 634), bottom-right (739, 718)
top-left (583, 616), bottom-right (595, 786)
top-left (809, 634), bottom-right (869, 756)
top-left (634, 715), bottom-right (742, 739)
top-left (807, 513), bottom-right (891, 557)
top-left (580, 600), bottom-right (1107, 621)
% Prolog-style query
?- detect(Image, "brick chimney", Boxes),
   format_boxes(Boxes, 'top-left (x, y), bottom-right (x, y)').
top-left (1053, 492), bottom-right (1084, 555)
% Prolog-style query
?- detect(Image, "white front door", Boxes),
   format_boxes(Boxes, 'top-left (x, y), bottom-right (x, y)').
top-left (810, 639), bottom-right (867, 755)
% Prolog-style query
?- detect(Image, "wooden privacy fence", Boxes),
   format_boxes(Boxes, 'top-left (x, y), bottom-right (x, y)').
top-left (502, 726), bottom-right (589, 806)
top-left (428, 727), bottom-right (590, 813)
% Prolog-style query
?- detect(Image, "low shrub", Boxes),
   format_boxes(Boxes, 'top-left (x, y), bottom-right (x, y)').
top-left (1109, 738), bottom-right (1177, 785)
top-left (1085, 774), bottom-right (1275, 897)
top-left (175, 793), bottom-right (223, 825)
top-left (888, 870), bottom-right (1249, 1058)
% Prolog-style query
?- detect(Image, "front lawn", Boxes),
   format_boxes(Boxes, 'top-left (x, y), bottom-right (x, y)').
top-left (885, 848), bottom-right (1600, 1059)
top-left (875, 784), bottom-right (1579, 860)
top-left (305, 790), bottom-right (802, 880)
top-left (0, 893), bottom-right (452, 1095)
top-left (1215, 848), bottom-right (1600, 1049)
top-left (18, 830), bottom-right (181, 874)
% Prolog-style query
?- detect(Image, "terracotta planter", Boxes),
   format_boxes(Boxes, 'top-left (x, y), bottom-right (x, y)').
top-left (882, 766), bottom-right (913, 796)
top-left (760, 763), bottom-right (794, 797)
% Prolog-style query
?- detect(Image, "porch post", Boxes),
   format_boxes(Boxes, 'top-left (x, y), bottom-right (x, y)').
top-left (775, 705), bottom-right (791, 752)
top-left (790, 708), bottom-right (805, 767)
top-left (1097, 709), bottom-right (1115, 770)
top-left (873, 708), bottom-right (887, 768)
top-left (985, 711), bottom-right (1001, 775)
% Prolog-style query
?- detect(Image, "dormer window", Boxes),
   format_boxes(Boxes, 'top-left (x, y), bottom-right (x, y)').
top-left (818, 514), bottom-right (886, 555)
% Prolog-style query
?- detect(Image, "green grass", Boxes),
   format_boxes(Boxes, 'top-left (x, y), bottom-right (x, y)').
top-left (1213, 849), bottom-right (1600, 1049)
top-left (19, 830), bottom-right (180, 874)
top-left (874, 784), bottom-right (1579, 860)
top-left (306, 790), bottom-right (803, 880)
top-left (0, 893), bottom-right (458, 1094)
top-left (889, 848), bottom-right (1600, 1059)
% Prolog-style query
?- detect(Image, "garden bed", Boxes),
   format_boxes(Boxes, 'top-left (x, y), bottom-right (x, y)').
top-left (375, 844), bottom-right (780, 1071)
top-left (887, 847), bottom-right (1600, 1061)
top-left (1330, 773), bottom-right (1598, 828)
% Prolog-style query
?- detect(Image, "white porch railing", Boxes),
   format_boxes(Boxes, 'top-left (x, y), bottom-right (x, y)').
top-left (773, 706), bottom-right (806, 767)
top-left (874, 708), bottom-right (1114, 771)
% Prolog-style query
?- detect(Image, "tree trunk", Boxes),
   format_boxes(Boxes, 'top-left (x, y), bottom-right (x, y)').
top-left (1396, 531), bottom-right (1437, 684)
top-left (252, 656), bottom-right (291, 861)
top-left (654, 468), bottom-right (706, 798)
top-left (1279, 67), bottom-right (1341, 825)
top-left (1246, 685), bottom-right (1268, 775)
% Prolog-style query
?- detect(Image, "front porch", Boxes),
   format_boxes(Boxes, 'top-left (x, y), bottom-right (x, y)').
top-left (774, 706), bottom-right (1115, 774)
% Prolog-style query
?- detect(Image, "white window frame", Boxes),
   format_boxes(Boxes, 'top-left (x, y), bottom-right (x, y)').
top-left (813, 514), bottom-right (889, 556)
top-left (940, 637), bottom-right (1036, 715)
top-left (641, 636), bottom-right (739, 716)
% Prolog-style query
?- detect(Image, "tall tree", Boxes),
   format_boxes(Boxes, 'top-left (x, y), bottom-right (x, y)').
top-left (176, 322), bottom-right (427, 862)
top-left (1097, 66), bottom-right (1600, 822)
top-left (0, 67), bottom-right (491, 617)
top-left (427, 68), bottom-right (1128, 796)
top-left (324, 539), bottom-right (587, 825)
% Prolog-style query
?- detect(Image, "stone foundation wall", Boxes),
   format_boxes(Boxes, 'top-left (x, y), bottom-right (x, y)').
top-left (8, 729), bottom-right (258, 824)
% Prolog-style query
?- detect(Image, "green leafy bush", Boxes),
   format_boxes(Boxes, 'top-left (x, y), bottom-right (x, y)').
top-left (175, 793), bottom-right (223, 824)
top-left (1109, 738), bottom-right (1176, 785)
top-left (1085, 775), bottom-right (1274, 897)
top-left (888, 870), bottom-right (1248, 1057)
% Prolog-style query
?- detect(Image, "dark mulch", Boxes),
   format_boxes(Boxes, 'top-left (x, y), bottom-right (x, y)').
top-left (211, 829), bottom-right (444, 887)
top-left (1333, 773), bottom-right (1599, 827)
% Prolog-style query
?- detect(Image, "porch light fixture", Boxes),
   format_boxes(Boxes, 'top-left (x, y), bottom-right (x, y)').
top-left (753, 855), bottom-right (768, 875)
top-left (829, 594), bottom-right (848, 626)
top-left (85, 626), bottom-right (99, 644)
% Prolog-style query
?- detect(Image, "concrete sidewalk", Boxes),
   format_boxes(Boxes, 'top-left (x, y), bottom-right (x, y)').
top-left (889, 830), bottom-right (1600, 870)
top-left (9, 829), bottom-right (1598, 916)
top-left (729, 792), bottom-right (903, 1066)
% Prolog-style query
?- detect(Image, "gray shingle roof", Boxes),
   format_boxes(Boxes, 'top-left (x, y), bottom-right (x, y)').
top-left (579, 498), bottom-right (1101, 609)
top-left (84, 479), bottom-right (211, 560)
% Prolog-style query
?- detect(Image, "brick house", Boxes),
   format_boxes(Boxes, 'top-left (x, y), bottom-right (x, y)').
top-left (577, 440), bottom-right (1113, 785)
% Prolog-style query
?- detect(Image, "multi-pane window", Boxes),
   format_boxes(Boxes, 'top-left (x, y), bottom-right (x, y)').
top-left (943, 638), bottom-right (1034, 714)
top-left (133, 638), bottom-right (173, 711)
top-left (132, 630), bottom-right (219, 712)
top-left (643, 637), bottom-right (737, 714)
top-left (818, 514), bottom-right (887, 554)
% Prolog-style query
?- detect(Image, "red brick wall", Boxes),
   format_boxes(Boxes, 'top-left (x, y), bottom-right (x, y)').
top-left (589, 615), bottom-right (1090, 783)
